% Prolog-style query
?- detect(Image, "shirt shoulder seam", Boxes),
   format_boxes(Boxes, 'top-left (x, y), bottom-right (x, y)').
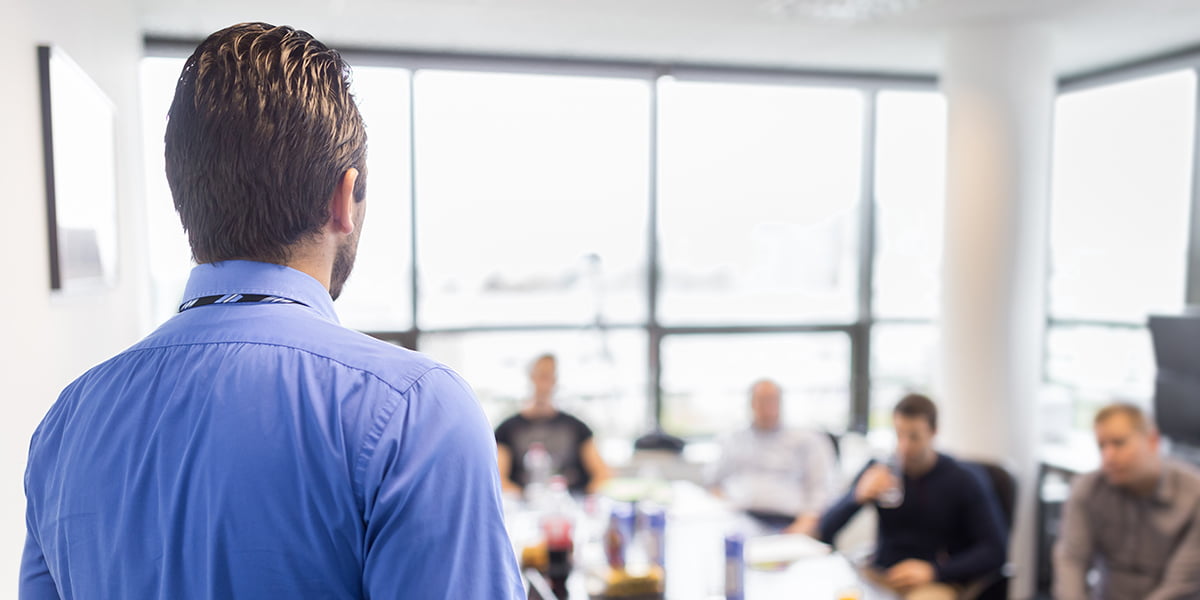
top-left (120, 339), bottom-right (422, 396)
top-left (116, 339), bottom-right (444, 509)
top-left (351, 365), bottom-right (459, 510)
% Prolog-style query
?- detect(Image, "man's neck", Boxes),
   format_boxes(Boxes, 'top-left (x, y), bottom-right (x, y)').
top-left (284, 242), bottom-right (335, 295)
top-left (523, 399), bottom-right (557, 419)
top-left (906, 450), bottom-right (939, 478)
top-left (1128, 462), bottom-right (1164, 497)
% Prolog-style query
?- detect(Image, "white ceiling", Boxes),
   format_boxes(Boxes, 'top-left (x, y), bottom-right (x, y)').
top-left (138, 0), bottom-right (1200, 77)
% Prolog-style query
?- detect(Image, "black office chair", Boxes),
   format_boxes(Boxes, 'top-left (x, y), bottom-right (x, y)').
top-left (961, 460), bottom-right (1018, 600)
top-left (824, 430), bottom-right (841, 461)
top-left (633, 429), bottom-right (686, 454)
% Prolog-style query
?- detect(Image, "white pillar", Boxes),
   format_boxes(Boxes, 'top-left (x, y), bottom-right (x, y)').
top-left (939, 25), bottom-right (1054, 600)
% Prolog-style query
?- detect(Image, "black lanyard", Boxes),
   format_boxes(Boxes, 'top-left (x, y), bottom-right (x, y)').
top-left (178, 293), bottom-right (307, 313)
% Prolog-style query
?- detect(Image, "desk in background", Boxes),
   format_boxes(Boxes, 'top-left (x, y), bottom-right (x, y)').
top-left (512, 480), bottom-right (899, 600)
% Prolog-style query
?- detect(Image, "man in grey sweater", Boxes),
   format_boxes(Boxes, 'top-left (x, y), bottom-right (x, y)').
top-left (1053, 403), bottom-right (1200, 600)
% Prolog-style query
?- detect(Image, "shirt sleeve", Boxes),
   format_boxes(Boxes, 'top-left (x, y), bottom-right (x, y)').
top-left (1052, 475), bottom-right (1096, 600)
top-left (20, 527), bottom-right (60, 600)
top-left (494, 416), bottom-right (512, 447)
top-left (1144, 492), bottom-right (1200, 600)
top-left (566, 413), bottom-right (594, 443)
top-left (707, 434), bottom-right (736, 489)
top-left (359, 368), bottom-right (524, 599)
top-left (817, 461), bottom-right (872, 544)
top-left (933, 465), bottom-right (1007, 582)
top-left (21, 468), bottom-right (60, 600)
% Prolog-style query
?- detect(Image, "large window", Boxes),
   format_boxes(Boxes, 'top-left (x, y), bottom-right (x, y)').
top-left (413, 71), bottom-right (651, 329)
top-left (870, 323), bottom-right (940, 428)
top-left (872, 91), bottom-right (946, 321)
top-left (868, 90), bottom-right (947, 427)
top-left (141, 46), bottom-right (1200, 452)
top-left (657, 80), bottom-right (863, 325)
top-left (1047, 69), bottom-right (1197, 427)
top-left (141, 48), bottom-right (949, 449)
top-left (139, 57), bottom-right (191, 326)
top-left (659, 333), bottom-right (852, 437)
top-left (335, 67), bottom-right (414, 332)
top-left (420, 329), bottom-right (649, 443)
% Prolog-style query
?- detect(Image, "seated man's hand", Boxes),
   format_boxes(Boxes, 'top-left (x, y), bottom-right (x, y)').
top-left (783, 513), bottom-right (819, 538)
top-left (500, 480), bottom-right (523, 497)
top-left (854, 464), bottom-right (897, 505)
top-left (884, 559), bottom-right (935, 591)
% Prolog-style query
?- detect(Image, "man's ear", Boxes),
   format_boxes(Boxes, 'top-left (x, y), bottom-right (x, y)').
top-left (328, 168), bottom-right (359, 235)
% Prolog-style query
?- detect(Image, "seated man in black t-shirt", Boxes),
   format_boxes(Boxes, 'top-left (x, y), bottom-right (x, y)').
top-left (818, 394), bottom-right (1007, 600)
top-left (494, 354), bottom-right (612, 496)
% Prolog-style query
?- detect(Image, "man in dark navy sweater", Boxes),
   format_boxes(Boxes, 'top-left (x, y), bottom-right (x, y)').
top-left (818, 394), bottom-right (1007, 600)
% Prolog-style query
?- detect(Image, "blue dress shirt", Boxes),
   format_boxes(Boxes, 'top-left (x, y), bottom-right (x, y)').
top-left (22, 261), bottom-right (524, 599)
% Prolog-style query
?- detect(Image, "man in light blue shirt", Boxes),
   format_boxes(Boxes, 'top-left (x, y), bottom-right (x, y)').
top-left (708, 379), bottom-right (838, 536)
top-left (21, 22), bottom-right (524, 599)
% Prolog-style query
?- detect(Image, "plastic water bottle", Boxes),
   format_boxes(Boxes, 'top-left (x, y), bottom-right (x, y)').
top-left (616, 502), bottom-right (638, 561)
top-left (639, 503), bottom-right (667, 570)
top-left (524, 442), bottom-right (553, 506)
top-left (724, 532), bottom-right (745, 600)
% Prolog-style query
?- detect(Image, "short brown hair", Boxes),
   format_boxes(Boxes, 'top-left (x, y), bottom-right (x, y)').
top-left (894, 393), bottom-right (938, 431)
top-left (1094, 402), bottom-right (1154, 433)
top-left (165, 22), bottom-right (367, 264)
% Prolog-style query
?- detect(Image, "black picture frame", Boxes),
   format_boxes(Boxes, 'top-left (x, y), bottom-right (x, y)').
top-left (38, 44), bottom-right (119, 292)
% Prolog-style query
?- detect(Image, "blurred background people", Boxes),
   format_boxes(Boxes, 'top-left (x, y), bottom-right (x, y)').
top-left (708, 378), bottom-right (837, 536)
top-left (495, 353), bottom-right (612, 496)
top-left (819, 394), bottom-right (1007, 600)
top-left (1053, 403), bottom-right (1200, 600)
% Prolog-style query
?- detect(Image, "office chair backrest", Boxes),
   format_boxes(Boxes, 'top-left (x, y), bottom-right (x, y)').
top-left (824, 430), bottom-right (841, 460)
top-left (1149, 313), bottom-right (1200, 448)
top-left (634, 430), bottom-right (686, 454)
top-left (965, 460), bottom-right (1017, 531)
top-left (960, 460), bottom-right (1018, 600)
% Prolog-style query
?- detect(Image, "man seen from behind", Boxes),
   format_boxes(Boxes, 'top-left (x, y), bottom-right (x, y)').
top-left (21, 22), bottom-right (524, 599)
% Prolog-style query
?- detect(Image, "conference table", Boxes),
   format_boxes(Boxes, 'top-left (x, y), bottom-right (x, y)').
top-left (506, 479), bottom-right (900, 600)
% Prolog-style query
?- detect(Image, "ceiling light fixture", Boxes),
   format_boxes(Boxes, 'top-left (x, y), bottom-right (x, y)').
top-left (762, 0), bottom-right (929, 22)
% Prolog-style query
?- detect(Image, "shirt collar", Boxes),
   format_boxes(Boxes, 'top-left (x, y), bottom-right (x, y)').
top-left (181, 260), bottom-right (340, 324)
top-left (1152, 463), bottom-right (1176, 505)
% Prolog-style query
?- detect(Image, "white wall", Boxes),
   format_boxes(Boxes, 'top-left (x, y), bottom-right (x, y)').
top-left (0, 0), bottom-right (146, 591)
